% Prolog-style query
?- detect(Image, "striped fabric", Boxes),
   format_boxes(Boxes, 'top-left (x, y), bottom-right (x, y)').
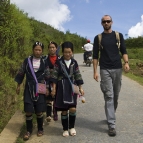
top-left (33, 57), bottom-right (40, 72)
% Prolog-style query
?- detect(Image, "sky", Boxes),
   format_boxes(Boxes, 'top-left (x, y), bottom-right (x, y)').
top-left (10, 0), bottom-right (143, 42)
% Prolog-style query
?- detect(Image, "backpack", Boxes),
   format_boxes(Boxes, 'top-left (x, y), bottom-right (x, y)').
top-left (98, 31), bottom-right (120, 50)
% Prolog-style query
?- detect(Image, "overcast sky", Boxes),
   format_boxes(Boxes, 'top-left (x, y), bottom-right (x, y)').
top-left (11, 0), bottom-right (143, 42)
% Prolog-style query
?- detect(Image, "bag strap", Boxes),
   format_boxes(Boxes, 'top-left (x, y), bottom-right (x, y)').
top-left (115, 31), bottom-right (120, 49)
top-left (59, 61), bottom-right (72, 83)
top-left (59, 61), bottom-right (74, 93)
top-left (98, 33), bottom-right (103, 50)
top-left (98, 31), bottom-right (120, 49)
top-left (69, 63), bottom-right (74, 77)
top-left (28, 57), bottom-right (38, 96)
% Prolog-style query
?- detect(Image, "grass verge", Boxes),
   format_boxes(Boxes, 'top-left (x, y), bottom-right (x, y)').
top-left (123, 72), bottom-right (143, 86)
top-left (122, 59), bottom-right (143, 86)
top-left (15, 113), bottom-right (37, 142)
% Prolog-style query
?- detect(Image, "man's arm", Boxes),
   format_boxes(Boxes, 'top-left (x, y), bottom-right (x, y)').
top-left (93, 59), bottom-right (99, 82)
top-left (119, 33), bottom-right (130, 72)
top-left (93, 35), bottom-right (99, 82)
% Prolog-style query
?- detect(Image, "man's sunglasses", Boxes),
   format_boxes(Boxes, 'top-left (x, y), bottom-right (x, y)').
top-left (102, 20), bottom-right (112, 24)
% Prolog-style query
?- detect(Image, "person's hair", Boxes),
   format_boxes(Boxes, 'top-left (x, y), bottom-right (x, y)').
top-left (33, 41), bottom-right (44, 50)
top-left (48, 41), bottom-right (58, 49)
top-left (101, 15), bottom-right (112, 22)
top-left (61, 41), bottom-right (73, 52)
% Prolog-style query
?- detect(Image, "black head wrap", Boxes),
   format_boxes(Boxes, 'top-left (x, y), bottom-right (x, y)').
top-left (61, 41), bottom-right (73, 52)
top-left (33, 41), bottom-right (44, 50)
top-left (48, 41), bottom-right (58, 49)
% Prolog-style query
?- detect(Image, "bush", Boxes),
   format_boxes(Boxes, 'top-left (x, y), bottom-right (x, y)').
top-left (127, 48), bottom-right (143, 61)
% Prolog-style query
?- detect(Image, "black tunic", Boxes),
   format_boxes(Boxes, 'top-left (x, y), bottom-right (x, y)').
top-left (51, 56), bottom-right (84, 110)
top-left (45, 55), bottom-right (59, 101)
top-left (15, 56), bottom-right (50, 112)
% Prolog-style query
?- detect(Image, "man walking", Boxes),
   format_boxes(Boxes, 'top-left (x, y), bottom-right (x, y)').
top-left (93, 15), bottom-right (130, 136)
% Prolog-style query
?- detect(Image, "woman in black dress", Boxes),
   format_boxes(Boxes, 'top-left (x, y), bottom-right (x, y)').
top-left (15, 41), bottom-right (50, 140)
top-left (45, 41), bottom-right (59, 122)
top-left (51, 41), bottom-right (84, 137)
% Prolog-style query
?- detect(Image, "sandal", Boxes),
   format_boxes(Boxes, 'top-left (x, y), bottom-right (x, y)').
top-left (46, 116), bottom-right (52, 122)
top-left (53, 113), bottom-right (58, 121)
top-left (69, 128), bottom-right (76, 136)
top-left (23, 131), bottom-right (31, 140)
top-left (63, 130), bottom-right (69, 137)
top-left (37, 130), bottom-right (44, 137)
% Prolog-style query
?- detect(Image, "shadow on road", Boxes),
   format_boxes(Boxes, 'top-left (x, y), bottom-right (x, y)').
top-left (76, 117), bottom-right (107, 134)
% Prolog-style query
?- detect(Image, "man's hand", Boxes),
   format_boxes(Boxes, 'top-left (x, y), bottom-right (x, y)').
top-left (94, 72), bottom-right (99, 82)
top-left (124, 63), bottom-right (130, 73)
top-left (122, 54), bottom-right (129, 73)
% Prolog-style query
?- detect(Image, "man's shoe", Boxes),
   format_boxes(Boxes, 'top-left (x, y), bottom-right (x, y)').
top-left (108, 128), bottom-right (116, 136)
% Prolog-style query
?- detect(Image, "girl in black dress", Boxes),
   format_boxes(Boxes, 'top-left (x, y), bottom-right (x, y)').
top-left (15, 41), bottom-right (50, 140)
top-left (51, 41), bottom-right (84, 137)
top-left (45, 41), bottom-right (59, 122)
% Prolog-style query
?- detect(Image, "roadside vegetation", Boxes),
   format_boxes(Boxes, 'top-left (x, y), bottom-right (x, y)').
top-left (123, 48), bottom-right (143, 85)
top-left (124, 37), bottom-right (143, 85)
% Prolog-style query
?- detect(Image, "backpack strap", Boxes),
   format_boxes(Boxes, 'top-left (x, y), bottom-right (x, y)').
top-left (98, 34), bottom-right (103, 50)
top-left (98, 31), bottom-right (120, 49)
top-left (115, 31), bottom-right (120, 49)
